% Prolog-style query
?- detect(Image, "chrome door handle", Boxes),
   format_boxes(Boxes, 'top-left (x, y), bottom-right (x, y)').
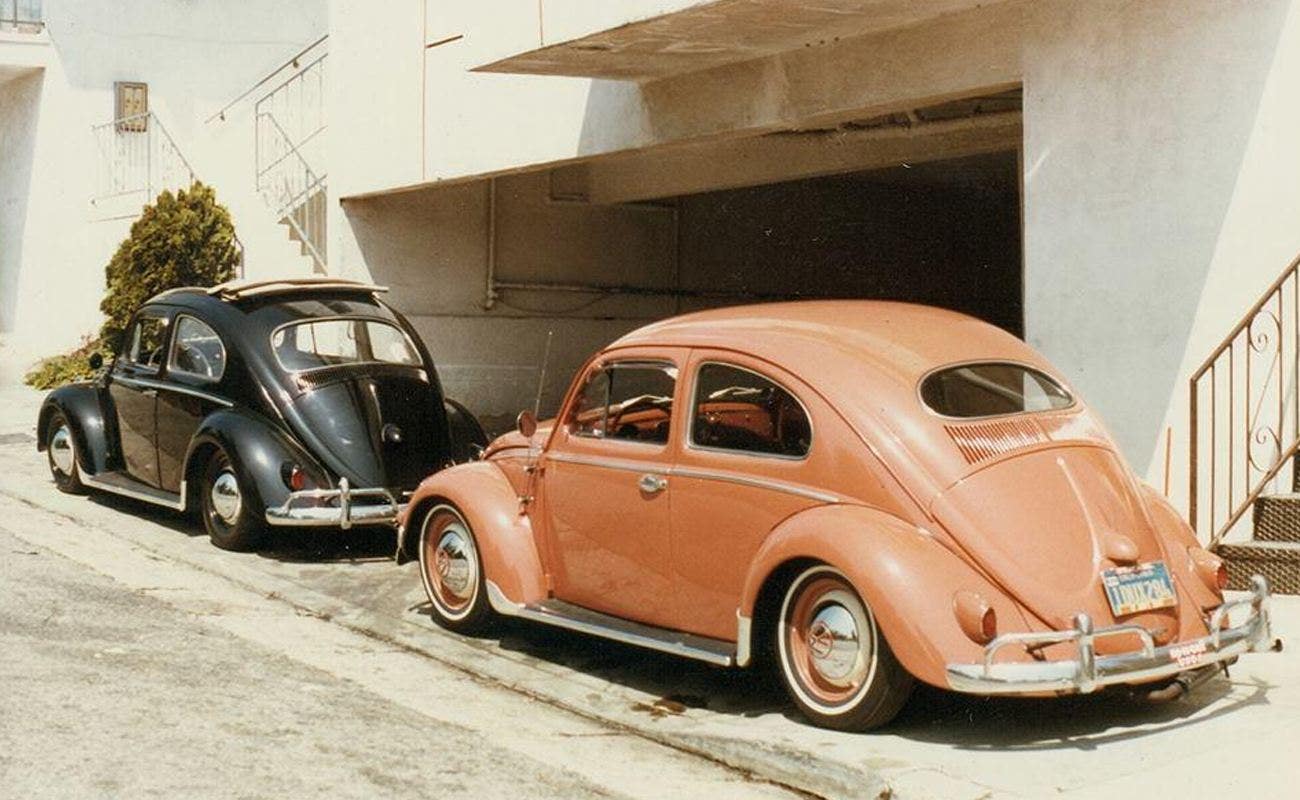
top-left (638, 474), bottom-right (668, 494)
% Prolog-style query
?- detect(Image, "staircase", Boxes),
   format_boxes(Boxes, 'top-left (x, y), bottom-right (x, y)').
top-left (1190, 254), bottom-right (1300, 593)
top-left (1216, 469), bottom-right (1300, 592)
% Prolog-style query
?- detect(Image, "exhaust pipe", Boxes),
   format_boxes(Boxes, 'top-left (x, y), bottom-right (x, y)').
top-left (1140, 661), bottom-right (1231, 703)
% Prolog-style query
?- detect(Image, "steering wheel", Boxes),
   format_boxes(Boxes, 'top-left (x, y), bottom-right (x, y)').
top-left (181, 344), bottom-right (214, 378)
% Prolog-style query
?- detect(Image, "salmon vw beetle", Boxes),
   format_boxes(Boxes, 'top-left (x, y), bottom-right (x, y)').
top-left (398, 300), bottom-right (1274, 731)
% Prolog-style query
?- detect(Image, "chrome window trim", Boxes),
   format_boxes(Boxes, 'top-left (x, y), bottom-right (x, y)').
top-left (917, 359), bottom-right (1077, 421)
top-left (567, 358), bottom-right (678, 446)
top-left (268, 315), bottom-right (423, 375)
top-left (685, 360), bottom-right (813, 462)
top-left (166, 313), bottom-right (226, 384)
top-left (545, 452), bottom-right (838, 504)
top-left (114, 374), bottom-right (234, 408)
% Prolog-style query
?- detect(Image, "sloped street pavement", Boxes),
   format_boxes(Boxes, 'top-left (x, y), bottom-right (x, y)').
top-left (1, 385), bottom-right (1297, 799)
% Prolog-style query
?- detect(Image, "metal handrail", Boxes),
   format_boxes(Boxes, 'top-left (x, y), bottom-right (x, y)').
top-left (205, 34), bottom-right (328, 125)
top-left (256, 109), bottom-right (327, 272)
top-left (91, 111), bottom-right (196, 205)
top-left (1190, 253), bottom-right (1300, 546)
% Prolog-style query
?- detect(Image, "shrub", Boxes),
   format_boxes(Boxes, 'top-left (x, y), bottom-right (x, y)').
top-left (23, 337), bottom-right (104, 390)
top-left (99, 181), bottom-right (240, 348)
top-left (24, 181), bottom-right (239, 390)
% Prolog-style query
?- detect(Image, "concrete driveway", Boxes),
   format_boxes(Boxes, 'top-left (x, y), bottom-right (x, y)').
top-left (2, 385), bottom-right (1296, 799)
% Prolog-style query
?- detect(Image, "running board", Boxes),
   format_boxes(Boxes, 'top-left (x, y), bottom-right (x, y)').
top-left (84, 471), bottom-right (186, 511)
top-left (485, 581), bottom-right (735, 667)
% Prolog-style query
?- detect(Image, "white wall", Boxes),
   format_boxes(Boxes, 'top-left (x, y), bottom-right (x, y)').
top-left (0, 0), bottom-right (325, 380)
top-left (1021, 0), bottom-right (1300, 516)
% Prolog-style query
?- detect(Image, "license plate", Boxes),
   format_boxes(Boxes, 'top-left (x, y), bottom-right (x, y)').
top-left (1101, 561), bottom-right (1177, 617)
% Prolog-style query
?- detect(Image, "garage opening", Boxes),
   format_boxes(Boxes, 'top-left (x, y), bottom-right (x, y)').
top-left (669, 149), bottom-right (1023, 336)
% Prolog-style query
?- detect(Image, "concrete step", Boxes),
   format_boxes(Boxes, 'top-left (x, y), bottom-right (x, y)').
top-left (1252, 494), bottom-right (1300, 543)
top-left (1216, 540), bottom-right (1300, 594)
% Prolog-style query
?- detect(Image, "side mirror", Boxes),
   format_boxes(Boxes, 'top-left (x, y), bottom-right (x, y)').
top-left (88, 352), bottom-right (104, 370)
top-left (516, 410), bottom-right (538, 439)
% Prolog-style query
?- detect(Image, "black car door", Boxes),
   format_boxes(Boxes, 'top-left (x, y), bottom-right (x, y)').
top-left (155, 313), bottom-right (230, 492)
top-left (108, 310), bottom-right (170, 487)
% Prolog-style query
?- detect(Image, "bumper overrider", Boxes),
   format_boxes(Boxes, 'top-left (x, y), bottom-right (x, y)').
top-left (264, 477), bottom-right (408, 530)
top-left (946, 575), bottom-right (1274, 695)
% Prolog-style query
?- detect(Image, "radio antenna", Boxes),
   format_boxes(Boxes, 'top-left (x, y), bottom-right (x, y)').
top-left (533, 330), bottom-right (554, 420)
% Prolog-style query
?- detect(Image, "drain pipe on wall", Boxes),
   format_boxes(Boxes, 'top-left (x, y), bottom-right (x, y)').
top-left (484, 178), bottom-right (498, 310)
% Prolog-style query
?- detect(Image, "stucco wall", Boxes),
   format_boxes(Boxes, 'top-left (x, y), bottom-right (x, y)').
top-left (0, 0), bottom-right (324, 378)
top-left (1021, 0), bottom-right (1300, 513)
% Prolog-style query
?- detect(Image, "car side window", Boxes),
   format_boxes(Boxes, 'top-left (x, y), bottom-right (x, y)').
top-left (124, 315), bottom-right (168, 373)
top-left (570, 361), bottom-right (676, 445)
top-left (691, 363), bottom-right (811, 458)
top-left (168, 315), bottom-right (226, 382)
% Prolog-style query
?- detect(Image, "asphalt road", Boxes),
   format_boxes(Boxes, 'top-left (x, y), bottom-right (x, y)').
top-left (0, 521), bottom-right (797, 800)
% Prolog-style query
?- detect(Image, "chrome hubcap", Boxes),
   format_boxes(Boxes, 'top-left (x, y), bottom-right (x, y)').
top-left (49, 425), bottom-right (74, 475)
top-left (434, 525), bottom-right (477, 602)
top-left (209, 471), bottom-right (242, 524)
top-left (806, 594), bottom-right (870, 688)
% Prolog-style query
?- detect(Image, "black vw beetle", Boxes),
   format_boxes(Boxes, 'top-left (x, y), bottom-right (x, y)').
top-left (37, 277), bottom-right (486, 552)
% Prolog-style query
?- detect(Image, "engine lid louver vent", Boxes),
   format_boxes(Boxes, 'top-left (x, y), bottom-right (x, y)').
top-left (945, 418), bottom-right (1050, 465)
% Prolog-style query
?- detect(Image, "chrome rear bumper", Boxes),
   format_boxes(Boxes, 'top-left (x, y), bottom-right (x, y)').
top-left (946, 575), bottom-right (1273, 695)
top-left (264, 478), bottom-right (407, 530)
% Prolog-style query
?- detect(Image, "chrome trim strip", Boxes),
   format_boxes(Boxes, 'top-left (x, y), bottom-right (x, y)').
top-left (84, 473), bottom-right (187, 511)
top-left (946, 575), bottom-right (1273, 695)
top-left (669, 466), bottom-right (839, 503)
top-left (546, 451), bottom-right (671, 475)
top-left (114, 375), bottom-right (234, 408)
top-left (546, 453), bottom-right (838, 503)
top-left (485, 581), bottom-right (736, 667)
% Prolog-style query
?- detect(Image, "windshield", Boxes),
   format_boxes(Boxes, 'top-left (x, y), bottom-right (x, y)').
top-left (271, 318), bottom-right (420, 372)
top-left (920, 362), bottom-right (1073, 418)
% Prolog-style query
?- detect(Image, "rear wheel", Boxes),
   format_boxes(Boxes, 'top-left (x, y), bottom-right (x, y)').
top-left (776, 565), bottom-right (914, 731)
top-left (46, 412), bottom-right (86, 494)
top-left (200, 449), bottom-right (264, 552)
top-left (419, 504), bottom-right (492, 633)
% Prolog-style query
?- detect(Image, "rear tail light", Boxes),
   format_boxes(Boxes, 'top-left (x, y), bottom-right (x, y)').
top-left (281, 463), bottom-right (309, 492)
top-left (954, 590), bottom-right (997, 644)
top-left (1188, 546), bottom-right (1227, 593)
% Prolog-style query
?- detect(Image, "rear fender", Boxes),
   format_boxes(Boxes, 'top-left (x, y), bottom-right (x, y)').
top-left (400, 461), bottom-right (547, 605)
top-left (184, 409), bottom-right (327, 514)
top-left (740, 504), bottom-right (1033, 688)
top-left (37, 384), bottom-right (112, 474)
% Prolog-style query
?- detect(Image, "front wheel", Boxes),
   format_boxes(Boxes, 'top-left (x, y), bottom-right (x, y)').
top-left (776, 565), bottom-right (914, 731)
top-left (418, 504), bottom-right (492, 633)
top-left (200, 449), bottom-right (265, 552)
top-left (46, 411), bottom-right (86, 494)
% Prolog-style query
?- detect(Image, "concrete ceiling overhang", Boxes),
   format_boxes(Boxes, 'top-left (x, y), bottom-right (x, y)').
top-left (474, 0), bottom-right (1003, 81)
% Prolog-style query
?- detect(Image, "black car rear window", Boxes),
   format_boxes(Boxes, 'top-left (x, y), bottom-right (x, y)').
top-left (920, 362), bottom-right (1073, 418)
top-left (271, 319), bottom-right (420, 372)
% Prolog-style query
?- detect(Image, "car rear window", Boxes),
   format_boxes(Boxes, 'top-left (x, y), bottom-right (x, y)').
top-left (271, 319), bottom-right (420, 372)
top-left (920, 362), bottom-right (1073, 418)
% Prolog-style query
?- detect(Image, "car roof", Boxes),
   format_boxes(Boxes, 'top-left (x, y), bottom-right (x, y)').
top-left (610, 300), bottom-right (1051, 385)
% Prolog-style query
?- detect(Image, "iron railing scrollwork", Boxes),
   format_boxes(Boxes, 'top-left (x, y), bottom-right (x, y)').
top-left (1190, 255), bottom-right (1300, 546)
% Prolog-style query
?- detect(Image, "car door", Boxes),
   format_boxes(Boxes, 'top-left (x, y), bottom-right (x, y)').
top-left (668, 352), bottom-right (825, 641)
top-left (156, 313), bottom-right (230, 492)
top-left (108, 309), bottom-right (171, 487)
top-left (539, 349), bottom-right (685, 627)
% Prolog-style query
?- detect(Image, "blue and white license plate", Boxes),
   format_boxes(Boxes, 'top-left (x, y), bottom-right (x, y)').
top-left (1101, 561), bottom-right (1177, 617)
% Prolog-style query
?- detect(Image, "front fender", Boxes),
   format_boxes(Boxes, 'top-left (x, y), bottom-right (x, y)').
top-left (740, 504), bottom-right (1035, 688)
top-left (185, 409), bottom-right (327, 514)
top-left (38, 383), bottom-right (111, 474)
top-left (400, 461), bottom-right (547, 606)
